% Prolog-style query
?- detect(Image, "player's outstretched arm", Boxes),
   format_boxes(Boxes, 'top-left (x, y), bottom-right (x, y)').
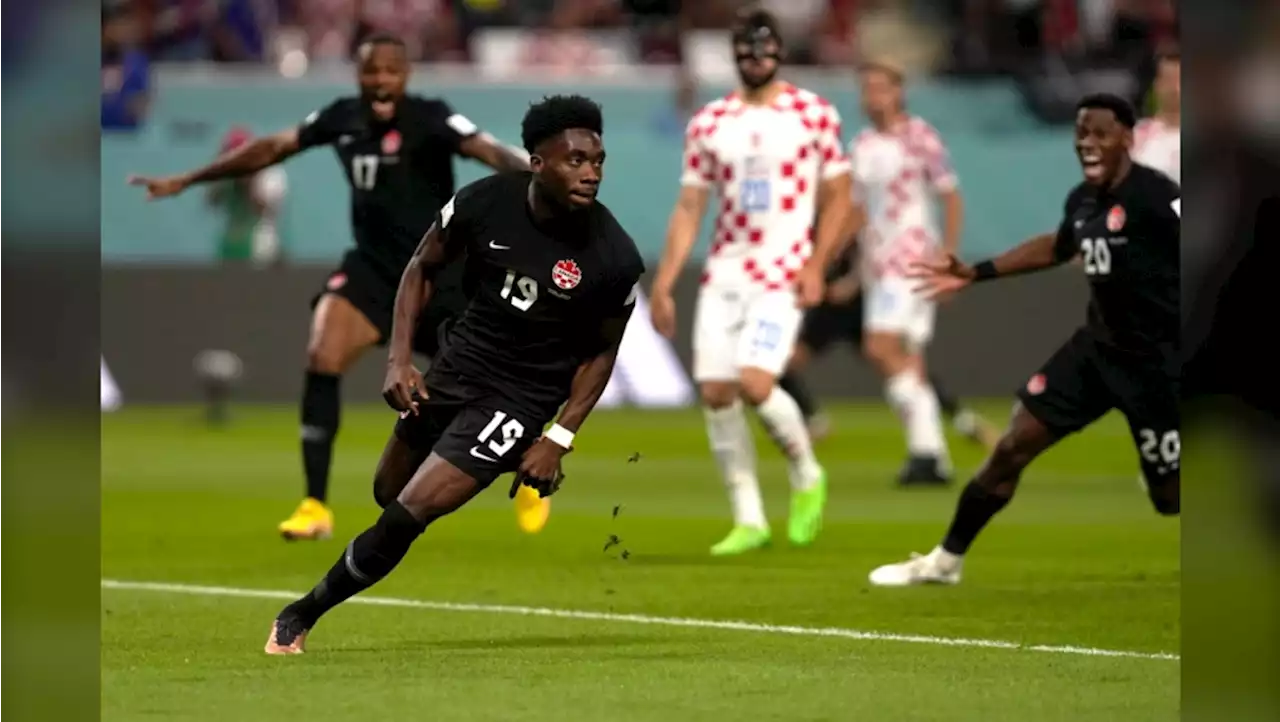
top-left (128, 129), bottom-right (303, 200)
top-left (908, 231), bottom-right (1062, 300)
top-left (458, 132), bottom-right (531, 173)
top-left (650, 185), bottom-right (709, 338)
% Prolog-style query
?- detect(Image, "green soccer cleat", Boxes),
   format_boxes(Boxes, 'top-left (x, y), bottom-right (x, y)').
top-left (787, 468), bottom-right (827, 547)
top-left (709, 525), bottom-right (771, 556)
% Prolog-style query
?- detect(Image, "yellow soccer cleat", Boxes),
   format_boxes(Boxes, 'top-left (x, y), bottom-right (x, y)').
top-left (278, 498), bottom-right (334, 541)
top-left (514, 483), bottom-right (552, 534)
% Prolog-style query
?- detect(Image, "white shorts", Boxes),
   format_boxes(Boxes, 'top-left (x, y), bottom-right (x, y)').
top-left (693, 288), bottom-right (803, 382)
top-left (862, 276), bottom-right (936, 349)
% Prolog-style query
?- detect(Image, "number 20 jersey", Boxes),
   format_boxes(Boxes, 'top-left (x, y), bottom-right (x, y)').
top-left (428, 173), bottom-right (645, 420)
top-left (1053, 162), bottom-right (1181, 362)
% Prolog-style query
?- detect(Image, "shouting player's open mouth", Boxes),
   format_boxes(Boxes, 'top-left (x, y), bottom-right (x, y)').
top-left (1079, 150), bottom-right (1105, 181)
top-left (370, 93), bottom-right (397, 121)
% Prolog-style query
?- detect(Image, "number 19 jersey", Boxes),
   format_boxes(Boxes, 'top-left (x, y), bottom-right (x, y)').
top-left (427, 173), bottom-right (645, 421)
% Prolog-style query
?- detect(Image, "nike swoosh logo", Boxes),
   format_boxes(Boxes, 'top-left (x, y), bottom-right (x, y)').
top-left (489, 241), bottom-right (510, 250)
top-left (469, 445), bottom-right (498, 462)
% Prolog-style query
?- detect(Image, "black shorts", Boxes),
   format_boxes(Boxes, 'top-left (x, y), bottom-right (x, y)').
top-left (393, 380), bottom-right (546, 487)
top-left (313, 250), bottom-right (466, 358)
top-left (798, 294), bottom-right (865, 354)
top-left (1017, 329), bottom-right (1180, 487)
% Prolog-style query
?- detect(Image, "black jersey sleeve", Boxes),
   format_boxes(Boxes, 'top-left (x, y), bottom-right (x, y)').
top-left (422, 99), bottom-right (481, 155)
top-left (435, 175), bottom-right (498, 250)
top-left (296, 100), bottom-right (346, 150)
top-left (1053, 184), bottom-right (1088, 262)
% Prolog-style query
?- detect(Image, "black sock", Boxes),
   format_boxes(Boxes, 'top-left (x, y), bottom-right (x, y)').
top-left (941, 481), bottom-right (1011, 555)
top-left (779, 372), bottom-right (820, 419)
top-left (301, 372), bottom-right (341, 502)
top-left (283, 501), bottom-right (425, 627)
top-left (928, 373), bottom-right (961, 419)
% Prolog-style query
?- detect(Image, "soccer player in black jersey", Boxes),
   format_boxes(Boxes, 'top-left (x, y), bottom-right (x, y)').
top-left (867, 93), bottom-right (1180, 586)
top-left (127, 34), bottom-right (530, 541)
top-left (263, 95), bottom-right (644, 654)
top-left (778, 244), bottom-right (1000, 466)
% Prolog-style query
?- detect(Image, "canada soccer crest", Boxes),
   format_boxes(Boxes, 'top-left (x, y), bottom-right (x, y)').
top-left (382, 130), bottom-right (401, 155)
top-left (1026, 373), bottom-right (1046, 395)
top-left (552, 259), bottom-right (582, 290)
top-left (1106, 205), bottom-right (1126, 232)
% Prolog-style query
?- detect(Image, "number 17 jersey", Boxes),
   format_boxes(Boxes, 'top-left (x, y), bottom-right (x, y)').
top-left (427, 173), bottom-right (646, 421)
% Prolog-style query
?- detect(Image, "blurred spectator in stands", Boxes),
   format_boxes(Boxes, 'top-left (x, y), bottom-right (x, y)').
top-left (102, 5), bottom-right (152, 132)
top-left (206, 127), bottom-right (290, 267)
top-left (298, 0), bottom-right (462, 62)
top-left (209, 0), bottom-right (279, 61)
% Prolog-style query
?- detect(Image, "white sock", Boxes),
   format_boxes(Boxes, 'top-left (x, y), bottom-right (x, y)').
top-left (703, 401), bottom-right (767, 528)
top-left (754, 387), bottom-right (823, 491)
top-left (886, 371), bottom-right (948, 460)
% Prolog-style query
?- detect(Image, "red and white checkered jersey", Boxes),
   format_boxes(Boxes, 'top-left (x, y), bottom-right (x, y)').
top-left (849, 116), bottom-right (957, 280)
top-left (681, 84), bottom-right (850, 291)
top-left (1133, 118), bottom-right (1180, 186)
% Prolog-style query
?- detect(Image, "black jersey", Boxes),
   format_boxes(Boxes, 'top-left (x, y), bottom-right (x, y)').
top-left (1053, 163), bottom-right (1181, 361)
top-left (426, 173), bottom-right (646, 420)
top-left (295, 95), bottom-right (480, 282)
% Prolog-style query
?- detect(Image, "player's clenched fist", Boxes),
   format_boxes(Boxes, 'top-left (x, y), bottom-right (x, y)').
top-left (382, 362), bottom-right (424, 414)
top-left (510, 437), bottom-right (570, 498)
top-left (794, 265), bottom-right (826, 308)
top-left (127, 174), bottom-right (190, 200)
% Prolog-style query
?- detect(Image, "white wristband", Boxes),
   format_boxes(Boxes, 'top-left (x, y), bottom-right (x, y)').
top-left (544, 423), bottom-right (575, 449)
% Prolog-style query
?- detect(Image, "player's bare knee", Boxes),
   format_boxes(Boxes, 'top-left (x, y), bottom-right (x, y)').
top-left (863, 334), bottom-right (907, 377)
top-left (987, 432), bottom-right (1037, 479)
top-left (397, 455), bottom-right (482, 523)
top-left (305, 339), bottom-right (349, 375)
top-left (700, 382), bottom-right (738, 409)
top-left (737, 369), bottom-right (775, 406)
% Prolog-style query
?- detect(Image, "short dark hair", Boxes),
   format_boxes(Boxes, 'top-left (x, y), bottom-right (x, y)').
top-left (1077, 93), bottom-right (1137, 129)
top-left (521, 95), bottom-right (604, 153)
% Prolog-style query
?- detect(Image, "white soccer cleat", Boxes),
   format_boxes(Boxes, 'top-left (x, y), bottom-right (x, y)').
top-left (868, 547), bottom-right (963, 587)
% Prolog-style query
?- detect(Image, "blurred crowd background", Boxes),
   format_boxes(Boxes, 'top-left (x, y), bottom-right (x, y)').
top-left (103, 0), bottom-right (1177, 123)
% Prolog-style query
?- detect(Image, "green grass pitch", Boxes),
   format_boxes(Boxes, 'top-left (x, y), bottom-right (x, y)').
top-left (102, 402), bottom-right (1178, 721)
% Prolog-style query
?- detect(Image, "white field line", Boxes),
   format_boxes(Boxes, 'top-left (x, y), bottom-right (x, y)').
top-left (101, 579), bottom-right (1178, 662)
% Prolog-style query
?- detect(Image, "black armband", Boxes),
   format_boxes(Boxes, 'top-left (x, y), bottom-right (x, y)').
top-left (972, 260), bottom-right (998, 282)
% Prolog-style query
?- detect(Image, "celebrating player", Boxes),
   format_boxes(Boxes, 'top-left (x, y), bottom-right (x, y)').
top-left (1134, 50), bottom-right (1180, 185)
top-left (264, 95), bottom-right (644, 654)
top-left (834, 59), bottom-right (966, 485)
top-left (649, 8), bottom-right (853, 556)
top-left (127, 34), bottom-right (539, 541)
top-left (868, 94), bottom-right (1180, 586)
top-left (778, 241), bottom-right (999, 454)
